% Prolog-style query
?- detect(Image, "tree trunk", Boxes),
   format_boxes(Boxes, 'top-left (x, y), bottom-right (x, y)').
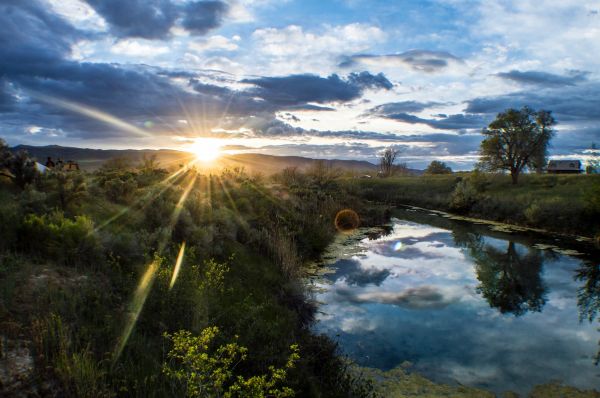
top-left (511, 170), bottom-right (519, 184)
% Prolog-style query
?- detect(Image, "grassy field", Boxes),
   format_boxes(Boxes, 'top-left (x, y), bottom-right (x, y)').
top-left (345, 172), bottom-right (600, 238)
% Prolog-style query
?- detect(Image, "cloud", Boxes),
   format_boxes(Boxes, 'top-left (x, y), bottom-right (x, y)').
top-left (341, 50), bottom-right (463, 72)
top-left (250, 23), bottom-right (386, 74)
top-left (181, 1), bottom-right (229, 35)
top-left (242, 72), bottom-right (392, 107)
top-left (367, 101), bottom-right (444, 115)
top-left (189, 35), bottom-right (239, 52)
top-left (336, 285), bottom-right (458, 309)
top-left (83, 0), bottom-right (178, 39)
top-left (329, 259), bottom-right (391, 287)
top-left (495, 70), bottom-right (589, 87)
top-left (381, 113), bottom-right (487, 130)
top-left (364, 100), bottom-right (488, 130)
top-left (111, 39), bottom-right (170, 57)
top-left (464, 83), bottom-right (600, 122)
top-left (83, 0), bottom-right (229, 39)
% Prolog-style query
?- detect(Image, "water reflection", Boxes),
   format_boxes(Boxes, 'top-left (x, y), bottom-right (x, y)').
top-left (455, 232), bottom-right (546, 316)
top-left (576, 261), bottom-right (600, 364)
top-left (313, 209), bottom-right (600, 394)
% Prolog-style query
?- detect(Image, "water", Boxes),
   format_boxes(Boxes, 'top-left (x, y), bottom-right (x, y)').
top-left (313, 208), bottom-right (600, 394)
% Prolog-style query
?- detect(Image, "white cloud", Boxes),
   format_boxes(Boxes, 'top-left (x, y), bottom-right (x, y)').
top-left (111, 39), bottom-right (169, 57)
top-left (189, 35), bottom-right (240, 52)
top-left (250, 23), bottom-right (386, 74)
top-left (472, 0), bottom-right (600, 73)
top-left (45, 0), bottom-right (107, 32)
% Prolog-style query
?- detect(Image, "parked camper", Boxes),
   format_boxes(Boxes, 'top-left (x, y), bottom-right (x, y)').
top-left (547, 160), bottom-right (582, 174)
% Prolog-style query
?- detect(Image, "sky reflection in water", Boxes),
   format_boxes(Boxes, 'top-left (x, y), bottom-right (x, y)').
top-left (313, 210), bottom-right (600, 394)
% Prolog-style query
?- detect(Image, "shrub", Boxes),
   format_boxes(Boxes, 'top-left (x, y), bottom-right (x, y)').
top-left (19, 212), bottom-right (101, 267)
top-left (163, 326), bottom-right (299, 398)
top-left (449, 179), bottom-right (479, 213)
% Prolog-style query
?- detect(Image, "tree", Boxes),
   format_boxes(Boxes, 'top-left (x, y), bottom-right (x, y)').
top-left (585, 142), bottom-right (599, 174)
top-left (425, 160), bottom-right (452, 174)
top-left (479, 107), bottom-right (555, 184)
top-left (0, 138), bottom-right (37, 188)
top-left (378, 147), bottom-right (399, 177)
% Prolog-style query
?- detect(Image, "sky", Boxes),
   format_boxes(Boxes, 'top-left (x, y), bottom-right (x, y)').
top-left (1, 0), bottom-right (599, 169)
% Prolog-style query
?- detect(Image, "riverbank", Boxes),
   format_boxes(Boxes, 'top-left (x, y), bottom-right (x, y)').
top-left (344, 173), bottom-right (600, 239)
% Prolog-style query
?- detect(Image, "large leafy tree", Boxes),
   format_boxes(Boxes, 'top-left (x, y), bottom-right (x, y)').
top-left (479, 107), bottom-right (555, 184)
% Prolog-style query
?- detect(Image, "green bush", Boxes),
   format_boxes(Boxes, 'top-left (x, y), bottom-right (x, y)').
top-left (449, 179), bottom-right (480, 213)
top-left (19, 212), bottom-right (102, 267)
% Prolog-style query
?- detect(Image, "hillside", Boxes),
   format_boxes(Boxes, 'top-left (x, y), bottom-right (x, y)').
top-left (11, 144), bottom-right (381, 175)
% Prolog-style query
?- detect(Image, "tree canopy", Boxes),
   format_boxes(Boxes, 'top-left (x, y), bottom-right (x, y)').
top-left (479, 107), bottom-right (555, 184)
top-left (425, 160), bottom-right (452, 174)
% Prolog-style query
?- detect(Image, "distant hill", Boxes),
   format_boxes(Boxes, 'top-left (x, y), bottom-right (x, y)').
top-left (11, 144), bottom-right (382, 175)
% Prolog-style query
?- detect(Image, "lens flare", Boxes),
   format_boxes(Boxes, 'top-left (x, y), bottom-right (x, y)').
top-left (334, 209), bottom-right (360, 233)
top-left (114, 257), bottom-right (160, 361)
top-left (169, 242), bottom-right (186, 290)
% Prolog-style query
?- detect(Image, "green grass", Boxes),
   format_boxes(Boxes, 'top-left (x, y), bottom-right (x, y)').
top-left (347, 173), bottom-right (600, 237)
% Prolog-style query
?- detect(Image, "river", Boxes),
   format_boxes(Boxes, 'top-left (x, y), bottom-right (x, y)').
top-left (312, 207), bottom-right (600, 395)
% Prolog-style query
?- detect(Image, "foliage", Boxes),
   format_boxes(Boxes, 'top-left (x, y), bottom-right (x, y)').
top-left (479, 106), bottom-right (555, 184)
top-left (585, 142), bottom-right (600, 174)
top-left (449, 179), bottom-right (480, 213)
top-left (163, 327), bottom-right (299, 398)
top-left (424, 160), bottom-right (452, 174)
top-left (378, 147), bottom-right (399, 178)
top-left (19, 211), bottom-right (100, 267)
top-left (31, 313), bottom-right (112, 397)
top-left (0, 138), bottom-right (38, 188)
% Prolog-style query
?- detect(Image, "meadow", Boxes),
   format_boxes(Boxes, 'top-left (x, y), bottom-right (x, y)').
top-left (345, 172), bottom-right (600, 239)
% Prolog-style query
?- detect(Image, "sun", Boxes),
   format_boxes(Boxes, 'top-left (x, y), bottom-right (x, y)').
top-left (189, 138), bottom-right (222, 162)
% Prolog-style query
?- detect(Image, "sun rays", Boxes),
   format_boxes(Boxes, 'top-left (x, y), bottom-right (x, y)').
top-left (33, 91), bottom-right (288, 364)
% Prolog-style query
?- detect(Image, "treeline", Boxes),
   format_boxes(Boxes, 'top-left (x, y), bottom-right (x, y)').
top-left (0, 143), bottom-right (387, 397)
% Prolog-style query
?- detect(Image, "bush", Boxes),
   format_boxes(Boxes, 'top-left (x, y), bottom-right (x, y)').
top-left (449, 179), bottom-right (479, 213)
top-left (19, 212), bottom-right (102, 267)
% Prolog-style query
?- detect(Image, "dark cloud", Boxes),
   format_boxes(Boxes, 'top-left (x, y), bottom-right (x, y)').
top-left (84, 0), bottom-right (178, 39)
top-left (367, 101), bottom-right (443, 115)
top-left (242, 72), bottom-right (392, 107)
top-left (336, 285), bottom-right (457, 309)
top-left (347, 71), bottom-right (393, 90)
top-left (181, 1), bottom-right (229, 35)
top-left (329, 259), bottom-right (391, 287)
top-left (464, 83), bottom-right (600, 122)
top-left (340, 50), bottom-right (462, 73)
top-left (83, 0), bottom-right (228, 39)
top-left (284, 104), bottom-right (336, 111)
top-left (495, 70), bottom-right (589, 87)
top-left (372, 111), bottom-right (487, 130)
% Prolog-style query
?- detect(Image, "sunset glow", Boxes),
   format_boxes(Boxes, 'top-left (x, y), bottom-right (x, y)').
top-left (189, 138), bottom-right (222, 162)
